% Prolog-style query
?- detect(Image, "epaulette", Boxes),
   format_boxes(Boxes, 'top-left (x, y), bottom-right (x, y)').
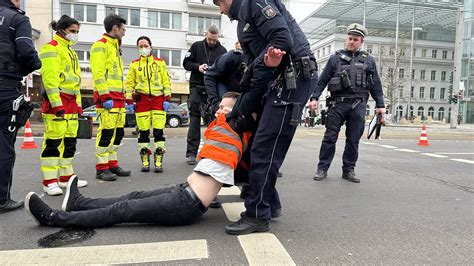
top-left (154, 57), bottom-right (162, 61)
top-left (98, 38), bottom-right (107, 43)
top-left (132, 58), bottom-right (140, 63)
top-left (48, 40), bottom-right (58, 46)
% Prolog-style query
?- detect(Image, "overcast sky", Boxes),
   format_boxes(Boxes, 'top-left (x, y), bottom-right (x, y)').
top-left (287, 1), bottom-right (324, 22)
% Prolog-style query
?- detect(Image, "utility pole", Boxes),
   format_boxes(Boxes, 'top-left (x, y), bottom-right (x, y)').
top-left (394, 0), bottom-right (400, 119)
top-left (451, 7), bottom-right (464, 129)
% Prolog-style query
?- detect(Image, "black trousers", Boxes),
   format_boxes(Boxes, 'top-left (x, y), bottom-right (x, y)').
top-left (244, 72), bottom-right (317, 220)
top-left (0, 88), bottom-right (19, 203)
top-left (186, 87), bottom-right (208, 157)
top-left (317, 101), bottom-right (366, 172)
top-left (53, 184), bottom-right (207, 228)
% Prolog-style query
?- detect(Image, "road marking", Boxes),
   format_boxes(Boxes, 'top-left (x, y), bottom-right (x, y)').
top-left (421, 153), bottom-right (448, 158)
top-left (394, 149), bottom-right (419, 153)
top-left (0, 240), bottom-right (208, 264)
top-left (436, 152), bottom-right (474, 155)
top-left (450, 159), bottom-right (474, 164)
top-left (361, 141), bottom-right (377, 145)
top-left (378, 145), bottom-right (398, 149)
top-left (238, 233), bottom-right (295, 266)
top-left (222, 202), bottom-right (245, 222)
top-left (218, 186), bottom-right (241, 196)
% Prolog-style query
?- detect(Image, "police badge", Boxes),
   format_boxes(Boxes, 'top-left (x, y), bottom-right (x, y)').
top-left (262, 5), bottom-right (276, 19)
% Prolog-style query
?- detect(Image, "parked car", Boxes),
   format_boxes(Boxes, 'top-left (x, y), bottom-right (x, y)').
top-left (82, 103), bottom-right (189, 128)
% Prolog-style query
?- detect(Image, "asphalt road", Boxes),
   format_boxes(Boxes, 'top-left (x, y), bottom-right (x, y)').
top-left (1, 126), bottom-right (473, 264)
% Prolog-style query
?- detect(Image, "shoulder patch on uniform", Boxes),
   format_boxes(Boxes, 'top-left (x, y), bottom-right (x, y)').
top-left (48, 40), bottom-right (58, 46)
top-left (154, 57), bottom-right (162, 61)
top-left (98, 38), bottom-right (107, 43)
top-left (243, 23), bottom-right (251, 32)
top-left (262, 5), bottom-right (277, 19)
top-left (185, 51), bottom-right (191, 58)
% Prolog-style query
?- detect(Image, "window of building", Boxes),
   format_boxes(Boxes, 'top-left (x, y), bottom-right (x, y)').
top-left (118, 8), bottom-right (128, 21)
top-left (130, 9), bottom-right (140, 26)
top-left (411, 86), bottom-right (414, 97)
top-left (86, 5), bottom-right (97, 22)
top-left (389, 46), bottom-right (395, 56)
top-left (380, 46), bottom-right (384, 55)
top-left (400, 47), bottom-right (406, 56)
top-left (188, 15), bottom-right (220, 35)
top-left (420, 70), bottom-right (426, 80)
top-left (438, 107), bottom-right (445, 120)
top-left (418, 106), bottom-right (424, 117)
top-left (172, 13), bottom-right (182, 29)
top-left (397, 106), bottom-right (403, 118)
top-left (399, 87), bottom-right (403, 98)
top-left (106, 6), bottom-right (115, 16)
top-left (61, 2), bottom-right (97, 23)
top-left (148, 11), bottom-right (158, 28)
top-left (159, 49), bottom-right (181, 67)
top-left (442, 50), bottom-right (448, 59)
top-left (366, 45), bottom-right (373, 54)
top-left (422, 49), bottom-right (427, 58)
top-left (76, 50), bottom-right (85, 61)
top-left (317, 50), bottom-right (320, 58)
top-left (409, 106), bottom-right (414, 118)
top-left (160, 12), bottom-right (170, 28)
top-left (432, 50), bottom-right (437, 59)
top-left (441, 71), bottom-right (446, 81)
top-left (328, 45), bottom-right (331, 53)
top-left (106, 7), bottom-right (140, 26)
top-left (61, 3), bottom-right (71, 17)
top-left (412, 69), bottom-right (415, 79)
top-left (431, 70), bottom-right (436, 81)
top-left (430, 87), bottom-right (435, 99)
top-left (428, 107), bottom-right (434, 118)
top-left (322, 47), bottom-right (326, 55)
top-left (452, 51), bottom-right (454, 60)
top-left (388, 68), bottom-right (394, 77)
top-left (440, 87), bottom-right (445, 99)
top-left (399, 68), bottom-right (404, 79)
top-left (412, 48), bottom-right (416, 57)
top-left (73, 4), bottom-right (84, 21)
top-left (419, 87), bottom-right (425, 98)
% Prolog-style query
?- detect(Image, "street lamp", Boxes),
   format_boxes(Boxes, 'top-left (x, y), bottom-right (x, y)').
top-left (407, 7), bottom-right (422, 120)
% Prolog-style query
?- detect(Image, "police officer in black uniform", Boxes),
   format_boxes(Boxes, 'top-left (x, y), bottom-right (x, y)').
top-left (0, 0), bottom-right (41, 213)
top-left (309, 23), bottom-right (385, 183)
top-left (183, 25), bottom-right (227, 165)
top-left (213, 0), bottom-right (318, 235)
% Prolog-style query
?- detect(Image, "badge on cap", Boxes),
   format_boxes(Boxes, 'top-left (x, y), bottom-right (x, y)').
top-left (262, 5), bottom-right (276, 19)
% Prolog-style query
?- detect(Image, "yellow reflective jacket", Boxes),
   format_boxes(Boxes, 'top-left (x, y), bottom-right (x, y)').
top-left (39, 34), bottom-right (82, 114)
top-left (90, 34), bottom-right (129, 106)
top-left (125, 55), bottom-right (171, 99)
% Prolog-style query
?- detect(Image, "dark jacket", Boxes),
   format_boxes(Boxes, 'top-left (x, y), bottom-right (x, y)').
top-left (182, 38), bottom-right (227, 89)
top-left (0, 0), bottom-right (41, 81)
top-left (228, 0), bottom-right (314, 117)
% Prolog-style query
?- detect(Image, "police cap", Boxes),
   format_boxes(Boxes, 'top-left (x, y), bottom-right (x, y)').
top-left (347, 23), bottom-right (368, 37)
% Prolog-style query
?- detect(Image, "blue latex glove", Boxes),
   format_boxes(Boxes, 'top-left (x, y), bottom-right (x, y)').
top-left (163, 101), bottom-right (170, 112)
top-left (103, 100), bottom-right (113, 110)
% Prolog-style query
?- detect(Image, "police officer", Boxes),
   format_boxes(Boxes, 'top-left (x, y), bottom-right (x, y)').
top-left (183, 25), bottom-right (226, 165)
top-left (214, 0), bottom-right (318, 235)
top-left (309, 23), bottom-right (385, 183)
top-left (0, 0), bottom-right (41, 213)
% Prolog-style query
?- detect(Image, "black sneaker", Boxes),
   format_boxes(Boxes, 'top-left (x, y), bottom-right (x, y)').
top-left (25, 192), bottom-right (55, 226)
top-left (186, 156), bottom-right (196, 165)
top-left (313, 169), bottom-right (328, 181)
top-left (208, 197), bottom-right (222, 208)
top-left (110, 166), bottom-right (131, 177)
top-left (342, 171), bottom-right (360, 183)
top-left (0, 199), bottom-right (24, 214)
top-left (226, 214), bottom-right (270, 235)
top-left (96, 169), bottom-right (117, 181)
top-left (61, 175), bottom-right (83, 212)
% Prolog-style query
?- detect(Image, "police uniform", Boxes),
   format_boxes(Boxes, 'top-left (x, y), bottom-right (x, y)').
top-left (311, 23), bottom-right (385, 183)
top-left (125, 55), bottom-right (171, 173)
top-left (0, 0), bottom-right (41, 212)
top-left (223, 0), bottom-right (318, 235)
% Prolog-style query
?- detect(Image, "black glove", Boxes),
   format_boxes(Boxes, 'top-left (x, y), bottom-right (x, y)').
top-left (227, 114), bottom-right (255, 134)
top-left (239, 63), bottom-right (253, 93)
top-left (210, 97), bottom-right (220, 114)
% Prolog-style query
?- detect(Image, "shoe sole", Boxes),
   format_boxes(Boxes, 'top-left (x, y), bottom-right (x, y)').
top-left (24, 192), bottom-right (40, 225)
top-left (225, 223), bottom-right (271, 235)
top-left (61, 176), bottom-right (77, 211)
top-left (43, 187), bottom-right (63, 196)
top-left (313, 176), bottom-right (327, 181)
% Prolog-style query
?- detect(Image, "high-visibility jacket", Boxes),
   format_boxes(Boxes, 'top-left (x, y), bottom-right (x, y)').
top-left (39, 34), bottom-right (82, 114)
top-left (198, 114), bottom-right (251, 170)
top-left (90, 34), bottom-right (130, 107)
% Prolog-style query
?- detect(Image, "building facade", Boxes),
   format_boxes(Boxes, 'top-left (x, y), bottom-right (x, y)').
top-left (461, 0), bottom-right (474, 123)
top-left (27, 0), bottom-right (237, 107)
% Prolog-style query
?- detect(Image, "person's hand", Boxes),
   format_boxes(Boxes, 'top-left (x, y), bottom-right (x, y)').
top-left (264, 47), bottom-right (286, 67)
top-left (308, 100), bottom-right (318, 111)
top-left (55, 109), bottom-right (65, 118)
top-left (376, 107), bottom-right (386, 125)
top-left (199, 64), bottom-right (208, 73)
top-left (228, 114), bottom-right (255, 134)
top-left (103, 100), bottom-right (113, 110)
top-left (163, 101), bottom-right (170, 112)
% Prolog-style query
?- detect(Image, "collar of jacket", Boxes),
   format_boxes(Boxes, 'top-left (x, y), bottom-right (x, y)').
top-left (139, 55), bottom-right (154, 63)
top-left (0, 0), bottom-right (25, 14)
top-left (103, 34), bottom-right (119, 48)
top-left (228, 0), bottom-right (242, 21)
top-left (54, 33), bottom-right (71, 47)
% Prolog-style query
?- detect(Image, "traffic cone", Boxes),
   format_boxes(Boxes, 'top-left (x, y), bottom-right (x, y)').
top-left (20, 120), bottom-right (38, 149)
top-left (417, 125), bottom-right (430, 146)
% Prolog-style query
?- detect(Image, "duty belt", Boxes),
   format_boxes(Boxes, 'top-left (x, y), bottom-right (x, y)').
top-left (292, 57), bottom-right (318, 73)
top-left (334, 97), bottom-right (366, 103)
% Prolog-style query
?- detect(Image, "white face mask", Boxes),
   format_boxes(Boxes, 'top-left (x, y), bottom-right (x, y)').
top-left (65, 33), bottom-right (79, 44)
top-left (139, 48), bottom-right (151, 57)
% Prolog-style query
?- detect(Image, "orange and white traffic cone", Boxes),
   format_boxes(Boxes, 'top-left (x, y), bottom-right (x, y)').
top-left (417, 124), bottom-right (430, 146)
top-left (20, 120), bottom-right (38, 149)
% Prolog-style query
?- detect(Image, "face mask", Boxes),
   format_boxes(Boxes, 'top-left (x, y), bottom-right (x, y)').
top-left (65, 33), bottom-right (79, 44)
top-left (139, 48), bottom-right (151, 57)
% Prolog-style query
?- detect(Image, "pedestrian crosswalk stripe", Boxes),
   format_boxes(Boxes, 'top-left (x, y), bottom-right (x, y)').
top-left (222, 202), bottom-right (245, 222)
top-left (395, 148), bottom-right (419, 153)
top-left (361, 141), bottom-right (377, 145)
top-left (421, 153), bottom-right (448, 158)
top-left (450, 158), bottom-right (474, 164)
top-left (379, 144), bottom-right (398, 149)
top-left (238, 233), bottom-right (295, 265)
top-left (436, 152), bottom-right (474, 155)
top-left (218, 186), bottom-right (241, 196)
top-left (0, 240), bottom-right (208, 264)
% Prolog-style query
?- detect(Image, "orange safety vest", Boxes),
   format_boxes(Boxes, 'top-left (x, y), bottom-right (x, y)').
top-left (198, 114), bottom-right (251, 170)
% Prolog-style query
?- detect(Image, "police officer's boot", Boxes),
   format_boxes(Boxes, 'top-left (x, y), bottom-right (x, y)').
top-left (96, 169), bottom-right (117, 181)
top-left (140, 148), bottom-right (151, 172)
top-left (342, 171), bottom-right (360, 183)
top-left (154, 147), bottom-right (165, 173)
top-left (313, 169), bottom-right (328, 181)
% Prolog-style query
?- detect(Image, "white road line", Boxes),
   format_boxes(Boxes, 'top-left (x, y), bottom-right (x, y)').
top-left (436, 152), bottom-right (474, 155)
top-left (218, 186), bottom-right (241, 196)
top-left (238, 233), bottom-right (295, 266)
top-left (222, 202), bottom-right (245, 222)
top-left (0, 240), bottom-right (208, 264)
top-left (421, 153), bottom-right (448, 158)
top-left (361, 141), bottom-right (377, 145)
top-left (450, 159), bottom-right (474, 164)
top-left (394, 149), bottom-right (419, 153)
top-left (378, 145), bottom-right (398, 149)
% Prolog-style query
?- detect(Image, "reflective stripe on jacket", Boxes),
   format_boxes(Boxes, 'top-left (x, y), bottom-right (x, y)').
top-left (39, 34), bottom-right (82, 114)
top-left (90, 34), bottom-right (128, 105)
top-left (198, 113), bottom-right (251, 170)
top-left (125, 55), bottom-right (171, 100)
